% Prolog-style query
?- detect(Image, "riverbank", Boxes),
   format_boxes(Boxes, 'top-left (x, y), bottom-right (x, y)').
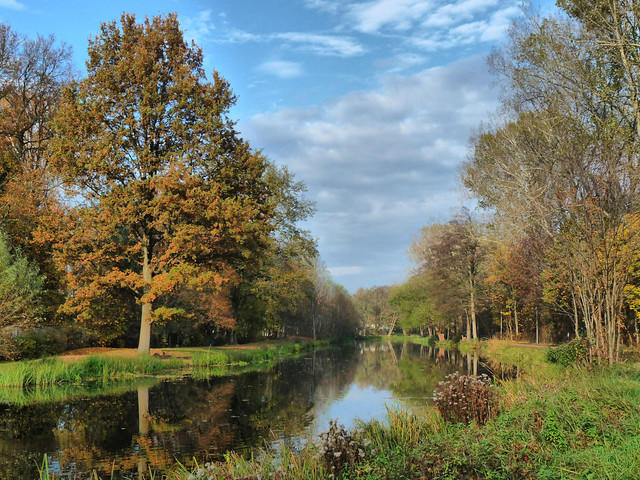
top-left (167, 339), bottom-right (640, 480)
top-left (0, 338), bottom-right (321, 388)
top-left (34, 339), bottom-right (640, 479)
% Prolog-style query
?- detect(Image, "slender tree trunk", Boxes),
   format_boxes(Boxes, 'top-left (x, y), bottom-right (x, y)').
top-left (138, 241), bottom-right (153, 354)
top-left (470, 282), bottom-right (478, 339)
top-left (513, 298), bottom-right (519, 339)
top-left (465, 310), bottom-right (471, 341)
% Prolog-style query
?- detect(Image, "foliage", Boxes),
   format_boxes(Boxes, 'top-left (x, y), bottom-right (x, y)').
top-left (462, 5), bottom-right (640, 362)
top-left (0, 23), bottom-right (73, 322)
top-left (0, 230), bottom-right (45, 359)
top-left (353, 286), bottom-right (396, 335)
top-left (409, 208), bottom-right (489, 340)
top-left (433, 372), bottom-right (498, 426)
top-left (546, 338), bottom-right (590, 367)
top-left (388, 274), bottom-right (439, 334)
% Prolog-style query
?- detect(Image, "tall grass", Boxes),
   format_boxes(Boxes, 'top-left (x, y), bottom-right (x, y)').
top-left (0, 355), bottom-right (184, 388)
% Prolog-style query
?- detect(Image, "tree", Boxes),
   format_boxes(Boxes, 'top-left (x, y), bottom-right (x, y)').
top-left (0, 23), bottom-right (73, 319)
top-left (353, 286), bottom-right (396, 335)
top-left (388, 274), bottom-right (439, 337)
top-left (0, 229), bottom-right (44, 358)
top-left (51, 14), bottom-right (275, 353)
top-left (410, 210), bottom-right (488, 340)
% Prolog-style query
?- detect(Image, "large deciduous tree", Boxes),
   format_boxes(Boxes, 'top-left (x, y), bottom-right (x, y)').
top-left (51, 14), bottom-right (274, 353)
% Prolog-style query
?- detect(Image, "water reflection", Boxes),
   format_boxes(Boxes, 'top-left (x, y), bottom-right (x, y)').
top-left (0, 341), bottom-right (491, 479)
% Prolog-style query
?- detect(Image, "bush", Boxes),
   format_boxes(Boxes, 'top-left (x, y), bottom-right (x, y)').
top-left (546, 338), bottom-right (589, 366)
top-left (433, 372), bottom-right (498, 425)
top-left (13, 325), bottom-right (93, 360)
top-left (314, 420), bottom-right (366, 476)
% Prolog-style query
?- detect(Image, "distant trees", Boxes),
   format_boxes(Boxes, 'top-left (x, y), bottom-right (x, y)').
top-left (353, 286), bottom-right (395, 335)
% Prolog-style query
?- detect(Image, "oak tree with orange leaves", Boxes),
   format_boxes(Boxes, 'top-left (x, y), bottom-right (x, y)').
top-left (51, 14), bottom-right (274, 353)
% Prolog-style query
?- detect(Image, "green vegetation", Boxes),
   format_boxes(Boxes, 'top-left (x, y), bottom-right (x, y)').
top-left (0, 340), bottom-right (321, 390)
top-left (0, 355), bottom-right (183, 388)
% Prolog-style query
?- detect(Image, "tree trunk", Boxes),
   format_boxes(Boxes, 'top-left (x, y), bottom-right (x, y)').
top-left (465, 310), bottom-right (471, 341)
top-left (513, 299), bottom-right (519, 339)
top-left (470, 283), bottom-right (478, 339)
top-left (137, 241), bottom-right (153, 354)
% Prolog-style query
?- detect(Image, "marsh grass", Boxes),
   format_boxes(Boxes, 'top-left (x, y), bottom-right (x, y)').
top-left (0, 377), bottom-right (160, 406)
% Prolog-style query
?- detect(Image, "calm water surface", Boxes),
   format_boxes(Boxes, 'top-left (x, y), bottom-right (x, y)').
top-left (0, 341), bottom-right (488, 479)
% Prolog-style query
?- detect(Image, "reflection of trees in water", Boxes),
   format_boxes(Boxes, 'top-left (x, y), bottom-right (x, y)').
top-left (352, 342), bottom-right (489, 413)
top-left (0, 343), bottom-right (491, 479)
top-left (0, 348), bottom-right (363, 479)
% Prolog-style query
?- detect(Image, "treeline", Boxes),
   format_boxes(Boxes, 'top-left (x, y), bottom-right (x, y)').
top-left (356, 1), bottom-right (640, 363)
top-left (0, 14), bottom-right (359, 360)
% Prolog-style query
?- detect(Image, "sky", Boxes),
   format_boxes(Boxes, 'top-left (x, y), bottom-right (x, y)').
top-left (0, 0), bottom-right (557, 292)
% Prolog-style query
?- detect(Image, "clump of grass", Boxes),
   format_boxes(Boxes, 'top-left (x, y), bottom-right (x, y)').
top-left (358, 407), bottom-right (428, 452)
top-left (433, 372), bottom-right (499, 425)
top-left (190, 350), bottom-right (230, 368)
top-left (0, 354), bottom-right (184, 387)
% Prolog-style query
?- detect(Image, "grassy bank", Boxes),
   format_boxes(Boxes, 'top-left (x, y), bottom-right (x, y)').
top-left (0, 339), bottom-right (320, 388)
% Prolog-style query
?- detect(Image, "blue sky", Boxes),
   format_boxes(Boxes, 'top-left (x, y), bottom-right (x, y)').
top-left (1, 0), bottom-right (556, 292)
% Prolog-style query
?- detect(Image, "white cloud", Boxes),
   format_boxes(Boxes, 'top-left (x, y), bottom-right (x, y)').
top-left (242, 56), bottom-right (499, 290)
top-left (349, 0), bottom-right (432, 33)
top-left (0, 0), bottom-right (25, 10)
top-left (257, 60), bottom-right (304, 78)
top-left (275, 32), bottom-right (364, 57)
top-left (181, 10), bottom-right (214, 46)
top-left (411, 4), bottom-right (521, 51)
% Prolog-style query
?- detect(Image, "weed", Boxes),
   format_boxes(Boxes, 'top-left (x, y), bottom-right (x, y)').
top-left (433, 372), bottom-right (499, 425)
top-left (314, 420), bottom-right (366, 477)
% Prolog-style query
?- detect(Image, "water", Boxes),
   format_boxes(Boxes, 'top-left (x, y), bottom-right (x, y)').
top-left (0, 341), bottom-right (487, 479)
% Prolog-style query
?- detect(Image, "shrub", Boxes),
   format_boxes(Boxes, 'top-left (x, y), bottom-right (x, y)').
top-left (546, 338), bottom-right (589, 366)
top-left (315, 420), bottom-right (366, 476)
top-left (433, 372), bottom-right (498, 425)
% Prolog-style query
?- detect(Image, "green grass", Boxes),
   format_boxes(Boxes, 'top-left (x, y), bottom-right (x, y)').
top-left (0, 354), bottom-right (184, 388)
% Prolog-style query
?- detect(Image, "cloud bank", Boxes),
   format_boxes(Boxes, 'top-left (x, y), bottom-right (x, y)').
top-left (242, 55), bottom-right (499, 290)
